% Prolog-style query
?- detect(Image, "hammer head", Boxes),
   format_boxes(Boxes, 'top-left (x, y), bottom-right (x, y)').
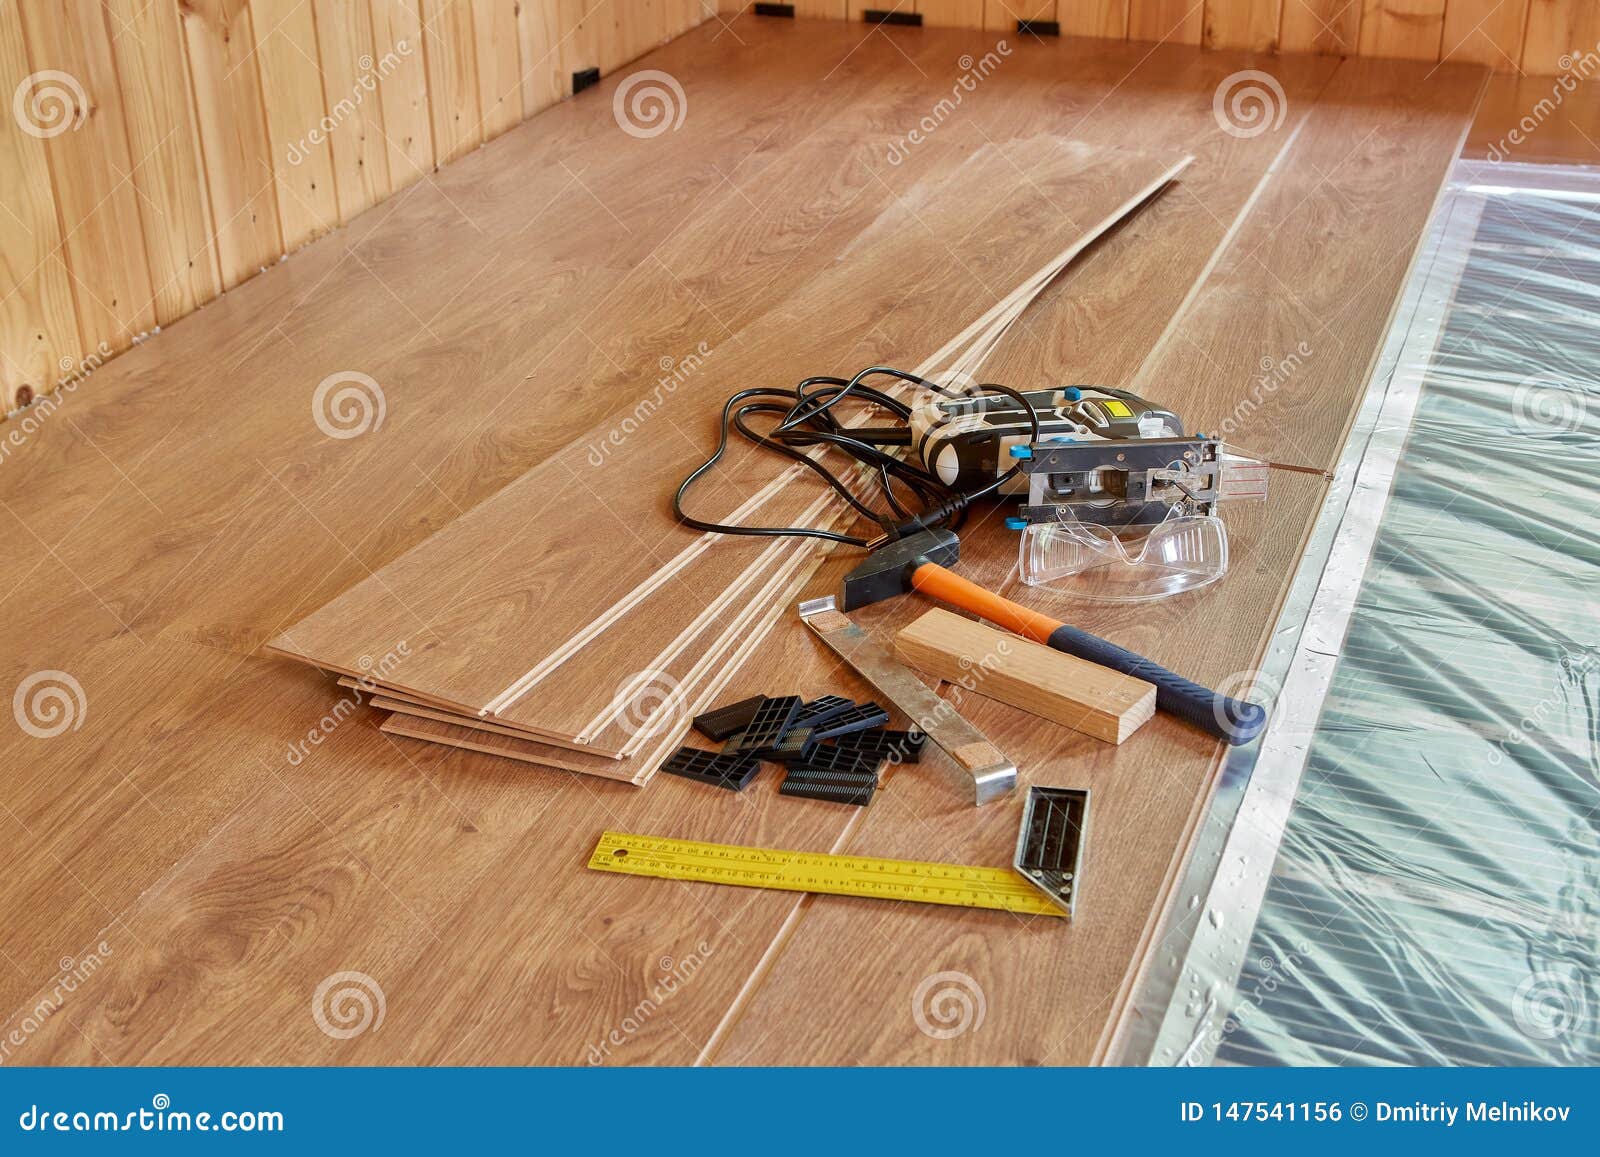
top-left (841, 527), bottom-right (960, 611)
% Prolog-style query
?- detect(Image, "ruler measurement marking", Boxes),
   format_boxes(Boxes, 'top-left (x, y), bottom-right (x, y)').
top-left (589, 831), bottom-right (1064, 917)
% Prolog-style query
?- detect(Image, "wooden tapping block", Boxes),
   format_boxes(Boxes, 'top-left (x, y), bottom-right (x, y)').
top-left (894, 608), bottom-right (1156, 744)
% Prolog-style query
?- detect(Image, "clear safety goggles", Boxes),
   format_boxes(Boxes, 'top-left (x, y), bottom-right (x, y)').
top-left (1017, 508), bottom-right (1230, 602)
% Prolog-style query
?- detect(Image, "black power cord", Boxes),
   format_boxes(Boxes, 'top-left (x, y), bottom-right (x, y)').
top-left (673, 366), bottom-right (1042, 549)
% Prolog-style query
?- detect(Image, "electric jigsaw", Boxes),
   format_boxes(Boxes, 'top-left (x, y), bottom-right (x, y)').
top-left (905, 385), bottom-right (1267, 528)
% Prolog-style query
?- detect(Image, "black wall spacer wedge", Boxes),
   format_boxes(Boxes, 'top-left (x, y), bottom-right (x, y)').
top-left (693, 695), bottom-right (764, 742)
top-left (660, 747), bottom-right (761, 792)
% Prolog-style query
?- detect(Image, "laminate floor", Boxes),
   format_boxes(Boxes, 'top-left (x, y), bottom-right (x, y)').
top-left (0, 16), bottom-right (1484, 1064)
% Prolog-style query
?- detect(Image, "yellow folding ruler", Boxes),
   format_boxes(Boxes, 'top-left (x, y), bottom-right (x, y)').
top-left (587, 829), bottom-right (1066, 917)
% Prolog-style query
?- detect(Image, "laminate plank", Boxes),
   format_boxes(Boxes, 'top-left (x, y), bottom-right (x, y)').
top-left (0, 18), bottom-right (1482, 1065)
top-left (714, 51), bottom-right (1484, 1066)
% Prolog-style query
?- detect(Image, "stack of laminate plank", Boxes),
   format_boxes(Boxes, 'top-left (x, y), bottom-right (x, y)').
top-left (266, 139), bottom-right (1195, 783)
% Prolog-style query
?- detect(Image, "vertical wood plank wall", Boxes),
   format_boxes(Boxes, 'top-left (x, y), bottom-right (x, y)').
top-left (727, 2), bottom-right (1597, 74)
top-left (0, 0), bottom-right (713, 411)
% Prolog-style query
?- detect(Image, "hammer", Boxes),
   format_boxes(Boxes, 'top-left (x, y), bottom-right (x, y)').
top-left (841, 528), bottom-right (1267, 745)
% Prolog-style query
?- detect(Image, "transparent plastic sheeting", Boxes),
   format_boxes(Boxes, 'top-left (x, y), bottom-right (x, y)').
top-left (1157, 165), bottom-right (1600, 1066)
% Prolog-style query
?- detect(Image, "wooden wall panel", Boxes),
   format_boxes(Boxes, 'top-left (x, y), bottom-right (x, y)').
top-left (1062, 0), bottom-right (1130, 38)
top-left (253, 0), bottom-right (341, 247)
top-left (1521, 0), bottom-right (1600, 75)
top-left (1279, 0), bottom-right (1364, 55)
top-left (1129, 0), bottom-right (1205, 44)
top-left (1203, 0), bottom-right (1279, 49)
top-left (181, 0), bottom-right (283, 288)
top-left (517, 0), bottom-right (566, 115)
top-left (1358, 0), bottom-right (1446, 60)
top-left (421, 0), bottom-right (483, 164)
top-left (987, 0), bottom-right (1056, 32)
top-left (312, 0), bottom-right (393, 222)
top-left (369, 0), bottom-right (434, 191)
top-left (105, 0), bottom-right (223, 326)
top-left (472, 0), bottom-right (524, 140)
top-left (0, 1), bottom-right (714, 421)
top-left (917, 0), bottom-right (987, 28)
top-left (0, 1), bottom-right (80, 406)
top-left (20, 1), bottom-right (157, 353)
top-left (1440, 0), bottom-right (1528, 70)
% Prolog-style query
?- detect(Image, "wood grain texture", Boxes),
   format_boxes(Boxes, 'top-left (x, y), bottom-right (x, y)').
top-left (20, 0), bottom-right (157, 352)
top-left (1278, 0), bottom-right (1363, 55)
top-left (1061, 0), bottom-right (1130, 38)
top-left (312, 0), bottom-right (394, 221)
top-left (0, 18), bottom-right (1482, 1064)
top-left (0, 0), bottom-right (80, 404)
top-left (1204, 0), bottom-right (1279, 49)
top-left (1439, 0), bottom-right (1529, 70)
top-left (253, 0), bottom-right (342, 247)
top-left (1129, 0), bottom-right (1204, 44)
top-left (1520, 0), bottom-right (1600, 74)
top-left (104, 0), bottom-right (224, 325)
top-left (181, 0), bottom-right (285, 287)
top-left (1357, 0), bottom-right (1445, 60)
top-left (1462, 69), bottom-right (1600, 163)
top-left (472, 0), bottom-right (524, 139)
top-left (895, 608), bottom-right (1157, 742)
top-left (420, 0), bottom-right (484, 163)
top-left (369, 0), bottom-right (436, 188)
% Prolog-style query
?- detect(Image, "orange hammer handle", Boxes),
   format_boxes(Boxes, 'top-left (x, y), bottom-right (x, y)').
top-left (910, 563), bottom-right (1063, 644)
